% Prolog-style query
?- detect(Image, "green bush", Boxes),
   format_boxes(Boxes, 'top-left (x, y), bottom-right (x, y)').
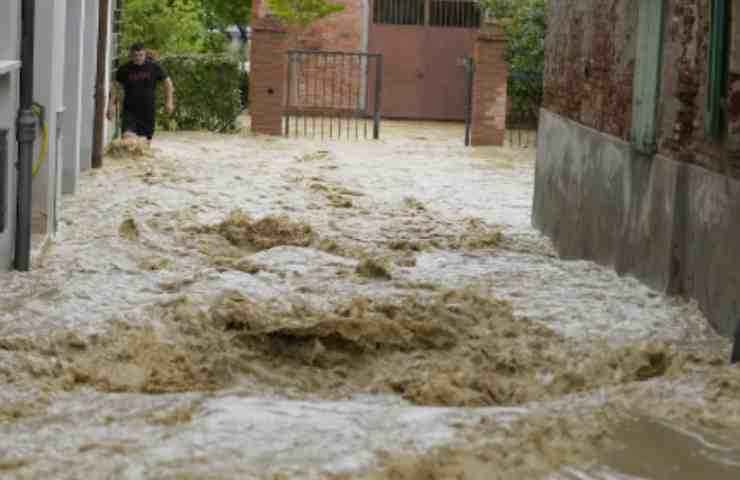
top-left (240, 67), bottom-right (249, 109)
top-left (479, 0), bottom-right (545, 126)
top-left (157, 55), bottom-right (244, 132)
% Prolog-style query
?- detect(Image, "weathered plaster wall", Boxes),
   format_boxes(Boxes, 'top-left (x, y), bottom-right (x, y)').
top-left (63, 0), bottom-right (86, 195)
top-left (657, 1), bottom-right (713, 172)
top-left (537, 0), bottom-right (740, 335)
top-left (544, 0), bottom-right (740, 180)
top-left (0, 0), bottom-right (21, 269)
top-left (32, 0), bottom-right (67, 236)
top-left (542, 0), bottom-right (638, 141)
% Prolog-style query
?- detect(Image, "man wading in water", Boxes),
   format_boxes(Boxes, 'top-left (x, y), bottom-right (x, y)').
top-left (107, 42), bottom-right (175, 143)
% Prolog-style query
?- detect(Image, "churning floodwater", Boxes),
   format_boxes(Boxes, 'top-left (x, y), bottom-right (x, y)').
top-left (0, 121), bottom-right (737, 479)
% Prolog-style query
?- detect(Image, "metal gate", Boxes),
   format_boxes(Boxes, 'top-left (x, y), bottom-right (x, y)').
top-left (369, 0), bottom-right (480, 120)
top-left (284, 50), bottom-right (383, 140)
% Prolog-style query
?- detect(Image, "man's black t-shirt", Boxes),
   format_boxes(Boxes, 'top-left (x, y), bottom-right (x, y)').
top-left (115, 61), bottom-right (168, 136)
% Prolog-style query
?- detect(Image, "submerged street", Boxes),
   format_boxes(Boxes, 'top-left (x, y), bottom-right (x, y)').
top-left (1, 122), bottom-right (739, 479)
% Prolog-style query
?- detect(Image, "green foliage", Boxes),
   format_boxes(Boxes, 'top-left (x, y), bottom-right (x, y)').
top-left (266, 0), bottom-right (345, 27)
top-left (157, 55), bottom-right (244, 132)
top-left (199, 0), bottom-right (252, 31)
top-left (478, 0), bottom-right (546, 125)
top-left (119, 0), bottom-right (212, 55)
top-left (118, 1), bottom-right (248, 133)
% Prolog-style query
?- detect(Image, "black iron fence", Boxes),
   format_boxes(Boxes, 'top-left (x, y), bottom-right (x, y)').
top-left (285, 50), bottom-right (383, 140)
top-left (507, 70), bottom-right (541, 139)
top-left (505, 71), bottom-right (542, 148)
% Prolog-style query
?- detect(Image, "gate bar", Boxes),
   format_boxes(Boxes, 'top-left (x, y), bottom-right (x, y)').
top-left (463, 56), bottom-right (474, 146)
top-left (373, 55), bottom-right (383, 140)
top-left (285, 52), bottom-right (293, 136)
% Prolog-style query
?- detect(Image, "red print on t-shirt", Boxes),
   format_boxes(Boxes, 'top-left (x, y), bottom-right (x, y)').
top-left (129, 70), bottom-right (152, 82)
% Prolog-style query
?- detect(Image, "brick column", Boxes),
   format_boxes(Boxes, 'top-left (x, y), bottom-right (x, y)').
top-left (471, 24), bottom-right (508, 146)
top-left (249, 16), bottom-right (287, 136)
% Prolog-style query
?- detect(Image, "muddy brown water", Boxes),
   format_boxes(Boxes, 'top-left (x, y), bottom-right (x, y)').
top-left (601, 417), bottom-right (740, 480)
top-left (1, 121), bottom-right (738, 479)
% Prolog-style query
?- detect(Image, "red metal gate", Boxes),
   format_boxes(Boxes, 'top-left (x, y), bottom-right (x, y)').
top-left (368, 0), bottom-right (480, 120)
top-left (285, 50), bottom-right (383, 140)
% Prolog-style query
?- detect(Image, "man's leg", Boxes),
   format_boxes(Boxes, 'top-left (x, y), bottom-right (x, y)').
top-left (120, 111), bottom-right (140, 141)
top-left (122, 111), bottom-right (154, 145)
top-left (139, 114), bottom-right (156, 145)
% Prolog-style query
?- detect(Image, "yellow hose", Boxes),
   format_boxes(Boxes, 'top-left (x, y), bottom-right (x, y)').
top-left (31, 103), bottom-right (48, 178)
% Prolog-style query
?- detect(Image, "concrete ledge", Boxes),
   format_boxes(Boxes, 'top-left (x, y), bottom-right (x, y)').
top-left (534, 109), bottom-right (740, 335)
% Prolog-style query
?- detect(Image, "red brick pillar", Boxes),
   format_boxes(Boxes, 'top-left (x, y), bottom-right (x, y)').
top-left (249, 16), bottom-right (287, 136)
top-left (471, 24), bottom-right (508, 146)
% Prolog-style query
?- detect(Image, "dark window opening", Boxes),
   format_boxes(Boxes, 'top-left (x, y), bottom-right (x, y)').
top-left (429, 0), bottom-right (481, 28)
top-left (373, 0), bottom-right (426, 26)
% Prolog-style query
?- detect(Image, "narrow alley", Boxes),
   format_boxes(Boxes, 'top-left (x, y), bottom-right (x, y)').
top-left (0, 122), bottom-right (738, 479)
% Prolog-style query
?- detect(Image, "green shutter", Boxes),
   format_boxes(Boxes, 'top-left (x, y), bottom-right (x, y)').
top-left (631, 0), bottom-right (665, 154)
top-left (706, 0), bottom-right (729, 140)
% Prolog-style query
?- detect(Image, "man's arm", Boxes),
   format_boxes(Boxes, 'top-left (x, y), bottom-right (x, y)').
top-left (106, 82), bottom-right (121, 121)
top-left (164, 78), bottom-right (175, 114)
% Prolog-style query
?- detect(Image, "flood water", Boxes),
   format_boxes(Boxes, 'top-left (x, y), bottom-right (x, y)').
top-left (0, 121), bottom-right (738, 479)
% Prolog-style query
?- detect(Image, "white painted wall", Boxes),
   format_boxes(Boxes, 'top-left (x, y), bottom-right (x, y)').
top-left (0, 0), bottom-right (21, 269)
top-left (0, 0), bottom-right (121, 270)
top-left (104, 0), bottom-right (117, 144)
top-left (79, 0), bottom-right (99, 173)
top-left (63, 0), bottom-right (86, 194)
top-left (32, 0), bottom-right (67, 237)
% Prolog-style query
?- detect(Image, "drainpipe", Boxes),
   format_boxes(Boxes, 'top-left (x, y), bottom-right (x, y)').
top-left (91, 0), bottom-right (110, 169)
top-left (15, 0), bottom-right (37, 271)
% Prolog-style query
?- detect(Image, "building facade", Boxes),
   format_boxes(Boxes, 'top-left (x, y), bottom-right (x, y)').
top-left (0, 0), bottom-right (119, 271)
top-left (250, 0), bottom-right (509, 142)
top-left (534, 0), bottom-right (740, 335)
top-left (286, 0), bottom-right (482, 120)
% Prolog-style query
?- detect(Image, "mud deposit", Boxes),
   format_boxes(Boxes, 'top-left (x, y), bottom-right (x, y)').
top-left (105, 137), bottom-right (152, 159)
top-left (1, 122), bottom-right (738, 479)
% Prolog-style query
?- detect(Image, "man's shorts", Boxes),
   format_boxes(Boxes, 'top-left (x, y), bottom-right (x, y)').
top-left (121, 111), bottom-right (155, 140)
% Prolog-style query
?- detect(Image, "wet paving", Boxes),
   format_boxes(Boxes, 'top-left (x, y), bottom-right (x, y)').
top-left (0, 121), bottom-right (738, 479)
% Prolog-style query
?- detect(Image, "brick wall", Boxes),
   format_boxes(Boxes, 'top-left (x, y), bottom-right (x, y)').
top-left (658, 0), bottom-right (740, 178)
top-left (657, 0), bottom-right (712, 168)
top-left (545, 0), bottom-right (740, 180)
top-left (287, 0), bottom-right (366, 113)
top-left (250, 0), bottom-right (367, 131)
top-left (543, 0), bottom-right (638, 141)
top-left (291, 0), bottom-right (365, 52)
top-left (728, 0), bottom-right (740, 177)
top-left (470, 26), bottom-right (508, 146)
top-left (249, 17), bottom-right (288, 136)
